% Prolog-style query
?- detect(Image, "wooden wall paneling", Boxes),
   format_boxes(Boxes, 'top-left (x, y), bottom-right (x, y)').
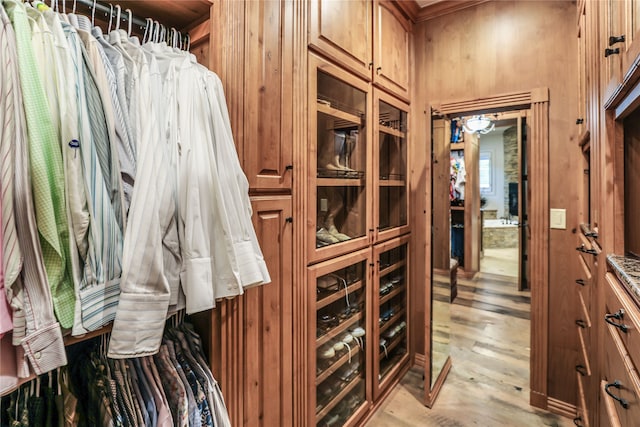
top-left (409, 42), bottom-right (429, 368)
top-left (308, 0), bottom-right (372, 81)
top-left (244, 196), bottom-right (294, 427)
top-left (210, 0), bottom-right (245, 156)
top-left (244, 0), bottom-right (294, 191)
top-left (431, 119), bottom-right (449, 273)
top-left (373, 1), bottom-right (411, 101)
top-left (291, 1), bottom-right (309, 425)
top-left (528, 97), bottom-right (550, 410)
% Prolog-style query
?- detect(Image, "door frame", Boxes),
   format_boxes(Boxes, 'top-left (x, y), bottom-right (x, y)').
top-left (428, 88), bottom-right (550, 409)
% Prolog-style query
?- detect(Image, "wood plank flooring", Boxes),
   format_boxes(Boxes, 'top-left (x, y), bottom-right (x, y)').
top-left (365, 272), bottom-right (574, 427)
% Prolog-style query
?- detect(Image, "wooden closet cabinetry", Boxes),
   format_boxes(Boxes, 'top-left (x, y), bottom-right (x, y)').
top-left (309, 0), bottom-right (411, 100)
top-left (599, 0), bottom-right (640, 104)
top-left (242, 0), bottom-right (294, 191)
top-left (600, 269), bottom-right (640, 427)
top-left (574, 229), bottom-right (599, 427)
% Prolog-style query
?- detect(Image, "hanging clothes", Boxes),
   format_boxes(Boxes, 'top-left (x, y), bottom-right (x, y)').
top-left (0, 0), bottom-right (270, 370)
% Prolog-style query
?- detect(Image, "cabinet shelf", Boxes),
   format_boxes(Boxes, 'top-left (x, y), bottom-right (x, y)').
top-left (379, 284), bottom-right (406, 306)
top-left (317, 101), bottom-right (362, 127)
top-left (379, 307), bottom-right (406, 336)
top-left (315, 376), bottom-right (363, 421)
top-left (316, 312), bottom-right (363, 347)
top-left (317, 280), bottom-right (365, 310)
top-left (378, 332), bottom-right (406, 360)
top-left (317, 177), bottom-right (366, 187)
top-left (379, 125), bottom-right (405, 139)
top-left (379, 260), bottom-right (406, 277)
top-left (316, 344), bottom-right (362, 385)
top-left (379, 179), bottom-right (405, 187)
top-left (378, 348), bottom-right (408, 384)
top-left (451, 143), bottom-right (465, 151)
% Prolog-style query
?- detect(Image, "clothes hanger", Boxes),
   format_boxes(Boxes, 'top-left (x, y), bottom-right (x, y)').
top-left (126, 8), bottom-right (132, 36)
top-left (186, 33), bottom-right (191, 51)
top-left (107, 3), bottom-right (113, 33)
top-left (90, 0), bottom-right (96, 26)
top-left (142, 17), bottom-right (152, 44)
top-left (72, 0), bottom-right (76, 14)
top-left (160, 24), bottom-right (166, 43)
top-left (114, 4), bottom-right (121, 31)
top-left (153, 20), bottom-right (160, 43)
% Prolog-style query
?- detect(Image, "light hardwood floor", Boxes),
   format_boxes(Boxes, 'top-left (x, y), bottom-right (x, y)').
top-left (366, 273), bottom-right (574, 427)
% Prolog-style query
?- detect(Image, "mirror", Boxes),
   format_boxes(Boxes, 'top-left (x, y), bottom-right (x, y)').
top-left (425, 117), bottom-right (452, 406)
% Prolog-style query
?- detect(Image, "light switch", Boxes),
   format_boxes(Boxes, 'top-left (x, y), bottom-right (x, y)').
top-left (320, 198), bottom-right (328, 212)
top-left (550, 208), bottom-right (566, 229)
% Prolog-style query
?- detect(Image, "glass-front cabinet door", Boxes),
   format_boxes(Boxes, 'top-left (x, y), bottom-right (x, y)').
top-left (374, 91), bottom-right (409, 242)
top-left (373, 235), bottom-right (410, 399)
top-left (309, 54), bottom-right (372, 264)
top-left (308, 249), bottom-right (371, 427)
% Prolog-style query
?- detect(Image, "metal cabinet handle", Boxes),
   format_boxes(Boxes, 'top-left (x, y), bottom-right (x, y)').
top-left (609, 35), bottom-right (625, 46)
top-left (605, 380), bottom-right (629, 409)
top-left (575, 278), bottom-right (585, 286)
top-left (605, 309), bottom-right (629, 333)
top-left (576, 319), bottom-right (587, 329)
top-left (376, 66), bottom-right (382, 75)
top-left (573, 416), bottom-right (583, 426)
top-left (605, 47), bottom-right (620, 57)
top-left (576, 245), bottom-right (597, 255)
top-left (575, 364), bottom-right (587, 376)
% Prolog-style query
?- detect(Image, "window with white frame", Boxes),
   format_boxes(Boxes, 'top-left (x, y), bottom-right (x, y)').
top-left (479, 151), bottom-right (492, 194)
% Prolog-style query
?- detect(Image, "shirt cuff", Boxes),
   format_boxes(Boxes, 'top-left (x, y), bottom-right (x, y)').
top-left (107, 292), bottom-right (170, 359)
top-left (234, 241), bottom-right (270, 288)
top-left (21, 322), bottom-right (67, 375)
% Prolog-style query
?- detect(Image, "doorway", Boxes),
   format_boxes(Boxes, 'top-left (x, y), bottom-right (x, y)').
top-left (476, 115), bottom-right (529, 291)
top-left (424, 88), bottom-right (551, 409)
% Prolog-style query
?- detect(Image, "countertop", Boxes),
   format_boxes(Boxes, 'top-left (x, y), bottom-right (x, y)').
top-left (607, 254), bottom-right (640, 305)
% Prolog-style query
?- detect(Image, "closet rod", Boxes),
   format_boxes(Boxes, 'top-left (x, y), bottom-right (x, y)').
top-left (74, 0), bottom-right (158, 33)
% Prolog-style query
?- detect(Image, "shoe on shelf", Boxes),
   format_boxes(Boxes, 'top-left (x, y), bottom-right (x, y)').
top-left (317, 275), bottom-right (340, 291)
top-left (320, 345), bottom-right (336, 359)
top-left (380, 339), bottom-right (389, 358)
top-left (317, 228), bottom-right (340, 244)
top-left (333, 341), bottom-right (345, 352)
top-left (327, 225), bottom-right (351, 242)
top-left (341, 333), bottom-right (354, 364)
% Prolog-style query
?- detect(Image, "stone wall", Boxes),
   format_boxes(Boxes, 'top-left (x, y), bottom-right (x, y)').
top-left (503, 126), bottom-right (518, 217)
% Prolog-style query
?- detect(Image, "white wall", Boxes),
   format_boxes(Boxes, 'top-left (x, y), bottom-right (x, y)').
top-left (478, 128), bottom-right (505, 218)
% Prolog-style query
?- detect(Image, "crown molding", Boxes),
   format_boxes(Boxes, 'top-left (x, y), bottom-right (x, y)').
top-left (416, 0), bottom-right (489, 22)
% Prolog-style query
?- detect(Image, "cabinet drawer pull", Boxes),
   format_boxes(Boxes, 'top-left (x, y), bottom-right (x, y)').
top-left (609, 35), bottom-right (625, 46)
top-left (605, 47), bottom-right (620, 57)
top-left (376, 66), bottom-right (382, 75)
top-left (573, 416), bottom-right (583, 426)
top-left (605, 380), bottom-right (629, 409)
top-left (576, 245), bottom-right (597, 255)
top-left (605, 309), bottom-right (629, 333)
top-left (575, 319), bottom-right (587, 329)
top-left (575, 278), bottom-right (585, 286)
top-left (575, 364), bottom-right (587, 376)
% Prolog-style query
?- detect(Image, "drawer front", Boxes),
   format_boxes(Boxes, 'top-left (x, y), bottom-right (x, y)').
top-left (577, 325), bottom-right (592, 376)
top-left (601, 318), bottom-right (640, 426)
top-left (605, 273), bottom-right (640, 364)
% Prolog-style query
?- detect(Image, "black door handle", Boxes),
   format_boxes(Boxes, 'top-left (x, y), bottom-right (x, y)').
top-left (575, 319), bottom-right (587, 329)
top-left (605, 309), bottom-right (629, 333)
top-left (605, 380), bottom-right (629, 409)
top-left (575, 278), bottom-right (585, 286)
top-left (575, 364), bottom-right (587, 376)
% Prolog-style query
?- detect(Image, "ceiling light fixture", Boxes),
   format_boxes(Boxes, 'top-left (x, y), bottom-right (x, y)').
top-left (463, 115), bottom-right (495, 134)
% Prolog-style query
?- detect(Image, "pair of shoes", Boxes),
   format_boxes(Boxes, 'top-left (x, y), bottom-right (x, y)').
top-left (379, 281), bottom-right (394, 296)
top-left (384, 321), bottom-right (406, 340)
top-left (380, 338), bottom-right (389, 358)
top-left (350, 326), bottom-right (365, 349)
top-left (338, 361), bottom-right (360, 382)
top-left (326, 225), bottom-right (351, 242)
top-left (317, 275), bottom-right (340, 292)
top-left (317, 227), bottom-right (340, 244)
top-left (379, 308), bottom-right (394, 324)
